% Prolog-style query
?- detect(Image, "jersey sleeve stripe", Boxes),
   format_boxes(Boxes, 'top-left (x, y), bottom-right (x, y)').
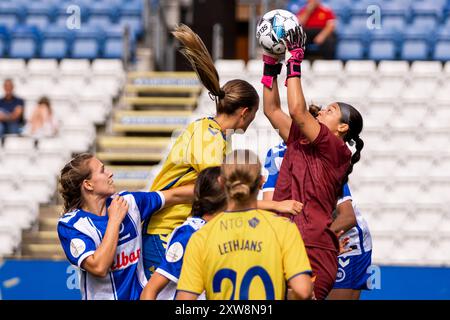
top-left (287, 270), bottom-right (313, 282)
top-left (262, 187), bottom-right (275, 192)
top-left (337, 195), bottom-right (352, 206)
top-left (156, 267), bottom-right (179, 283)
top-left (155, 191), bottom-right (166, 211)
top-left (77, 250), bottom-right (95, 268)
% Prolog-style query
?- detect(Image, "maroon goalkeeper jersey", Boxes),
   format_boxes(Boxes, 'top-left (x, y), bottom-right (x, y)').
top-left (273, 122), bottom-right (351, 252)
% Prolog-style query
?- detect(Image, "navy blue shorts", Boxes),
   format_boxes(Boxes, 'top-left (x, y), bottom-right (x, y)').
top-left (333, 250), bottom-right (372, 290)
top-left (142, 234), bottom-right (168, 279)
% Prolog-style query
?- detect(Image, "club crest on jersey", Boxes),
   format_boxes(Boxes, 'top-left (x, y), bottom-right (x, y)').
top-left (248, 217), bottom-right (260, 228)
top-left (111, 248), bottom-right (141, 271)
top-left (335, 268), bottom-right (346, 282)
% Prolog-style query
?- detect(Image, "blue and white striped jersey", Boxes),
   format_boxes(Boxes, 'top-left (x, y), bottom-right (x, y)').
top-left (262, 142), bottom-right (372, 256)
top-left (156, 217), bottom-right (206, 300)
top-left (262, 141), bottom-right (287, 192)
top-left (57, 191), bottom-right (165, 300)
top-left (337, 186), bottom-right (372, 256)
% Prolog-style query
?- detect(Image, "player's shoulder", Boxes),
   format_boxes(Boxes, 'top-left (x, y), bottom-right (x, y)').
top-left (58, 209), bottom-right (83, 226)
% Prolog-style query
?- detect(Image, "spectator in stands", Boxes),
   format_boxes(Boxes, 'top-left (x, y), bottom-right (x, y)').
top-left (22, 96), bottom-right (58, 138)
top-left (297, 0), bottom-right (337, 59)
top-left (0, 79), bottom-right (25, 136)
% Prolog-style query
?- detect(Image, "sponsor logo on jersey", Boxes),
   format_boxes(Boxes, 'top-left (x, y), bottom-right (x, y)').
top-left (166, 242), bottom-right (184, 263)
top-left (70, 238), bottom-right (86, 258)
top-left (335, 268), bottom-right (346, 282)
top-left (111, 248), bottom-right (141, 271)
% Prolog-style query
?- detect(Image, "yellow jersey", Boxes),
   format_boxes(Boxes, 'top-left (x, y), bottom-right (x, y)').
top-left (177, 209), bottom-right (312, 300)
top-left (147, 117), bottom-right (227, 235)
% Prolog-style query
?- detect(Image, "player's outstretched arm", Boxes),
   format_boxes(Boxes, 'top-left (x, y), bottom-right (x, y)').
top-left (257, 199), bottom-right (303, 215)
top-left (161, 184), bottom-right (195, 208)
top-left (140, 272), bottom-right (170, 300)
top-left (284, 26), bottom-right (321, 143)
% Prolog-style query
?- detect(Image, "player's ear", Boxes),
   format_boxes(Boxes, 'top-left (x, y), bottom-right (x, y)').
top-left (217, 176), bottom-right (225, 188)
top-left (259, 175), bottom-right (266, 190)
top-left (82, 179), bottom-right (94, 192)
top-left (240, 106), bottom-right (249, 119)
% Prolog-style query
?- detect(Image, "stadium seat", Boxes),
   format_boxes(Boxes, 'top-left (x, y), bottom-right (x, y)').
top-left (9, 38), bottom-right (37, 59)
top-left (336, 40), bottom-right (364, 60)
top-left (312, 60), bottom-right (343, 75)
top-left (368, 40), bottom-right (396, 60)
top-left (25, 15), bottom-right (51, 30)
top-left (411, 1), bottom-right (444, 21)
top-left (433, 41), bottom-right (450, 61)
top-left (344, 60), bottom-right (376, 77)
top-left (103, 38), bottom-right (123, 59)
top-left (0, 38), bottom-right (6, 57)
top-left (400, 40), bottom-right (429, 61)
top-left (410, 61), bottom-right (443, 79)
top-left (40, 38), bottom-right (68, 59)
top-left (59, 59), bottom-right (91, 80)
top-left (215, 59), bottom-right (246, 77)
top-left (380, 1), bottom-right (409, 19)
top-left (71, 38), bottom-right (100, 59)
top-left (382, 16), bottom-right (406, 33)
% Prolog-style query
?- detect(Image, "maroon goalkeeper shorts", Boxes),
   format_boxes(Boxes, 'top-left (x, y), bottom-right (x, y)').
top-left (306, 246), bottom-right (338, 300)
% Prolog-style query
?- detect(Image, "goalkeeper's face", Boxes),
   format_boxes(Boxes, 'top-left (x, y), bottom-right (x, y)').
top-left (316, 103), bottom-right (347, 137)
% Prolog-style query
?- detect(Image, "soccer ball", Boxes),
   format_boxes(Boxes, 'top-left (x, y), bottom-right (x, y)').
top-left (256, 9), bottom-right (299, 55)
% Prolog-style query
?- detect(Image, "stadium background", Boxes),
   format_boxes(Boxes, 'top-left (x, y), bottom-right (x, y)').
top-left (1, 0), bottom-right (450, 300)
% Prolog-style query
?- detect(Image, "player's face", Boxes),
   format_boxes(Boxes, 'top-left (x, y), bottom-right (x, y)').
top-left (316, 103), bottom-right (343, 136)
top-left (86, 157), bottom-right (115, 197)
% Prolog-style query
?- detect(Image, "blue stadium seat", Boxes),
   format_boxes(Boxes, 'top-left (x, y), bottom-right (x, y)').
top-left (401, 40), bottom-right (429, 61)
top-left (9, 38), bottom-right (36, 58)
top-left (382, 16), bottom-right (406, 33)
top-left (41, 25), bottom-right (73, 59)
top-left (40, 38), bottom-right (68, 59)
top-left (410, 16), bottom-right (438, 32)
top-left (381, 2), bottom-right (410, 19)
top-left (437, 28), bottom-right (450, 41)
top-left (26, 1), bottom-right (57, 22)
top-left (324, 0), bottom-right (351, 24)
top-left (0, 2), bottom-right (25, 23)
top-left (336, 39), bottom-right (364, 60)
top-left (103, 38), bottom-right (123, 59)
top-left (0, 15), bottom-right (19, 30)
top-left (25, 16), bottom-right (51, 30)
top-left (368, 40), bottom-right (396, 60)
top-left (411, 1), bottom-right (444, 22)
top-left (72, 39), bottom-right (100, 59)
top-left (88, 1), bottom-right (118, 23)
top-left (433, 41), bottom-right (450, 61)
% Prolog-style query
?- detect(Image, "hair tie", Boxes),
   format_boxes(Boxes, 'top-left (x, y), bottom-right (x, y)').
top-left (348, 139), bottom-right (355, 147)
top-left (219, 90), bottom-right (225, 99)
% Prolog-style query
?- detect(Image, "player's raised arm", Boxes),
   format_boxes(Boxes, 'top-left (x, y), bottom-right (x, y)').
top-left (262, 53), bottom-right (292, 142)
top-left (284, 26), bottom-right (321, 143)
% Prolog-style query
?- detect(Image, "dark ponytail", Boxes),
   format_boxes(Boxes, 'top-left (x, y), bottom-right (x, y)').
top-left (191, 166), bottom-right (226, 217)
top-left (337, 102), bottom-right (364, 197)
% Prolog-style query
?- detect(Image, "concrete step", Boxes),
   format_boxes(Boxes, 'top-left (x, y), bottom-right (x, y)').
top-left (39, 205), bottom-right (64, 218)
top-left (112, 110), bottom-right (192, 133)
top-left (22, 231), bottom-right (59, 245)
top-left (123, 96), bottom-right (197, 108)
top-left (21, 243), bottom-right (65, 259)
top-left (39, 217), bottom-right (58, 232)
